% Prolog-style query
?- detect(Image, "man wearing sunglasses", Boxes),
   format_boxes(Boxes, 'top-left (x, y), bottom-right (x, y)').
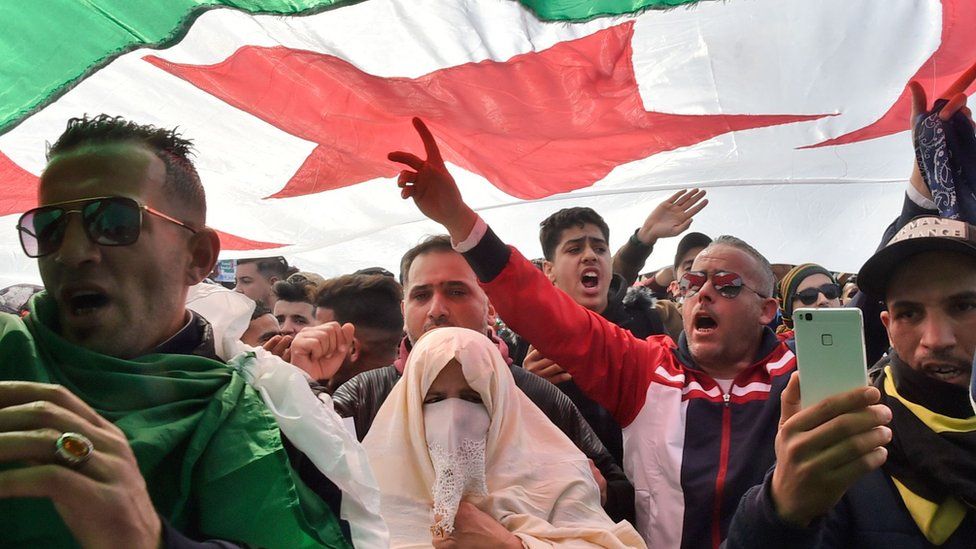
top-left (775, 263), bottom-right (842, 333)
top-left (0, 115), bottom-right (353, 547)
top-left (392, 118), bottom-right (792, 548)
top-left (725, 216), bottom-right (976, 548)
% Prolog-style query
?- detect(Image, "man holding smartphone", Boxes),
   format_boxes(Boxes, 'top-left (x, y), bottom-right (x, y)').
top-left (725, 216), bottom-right (976, 548)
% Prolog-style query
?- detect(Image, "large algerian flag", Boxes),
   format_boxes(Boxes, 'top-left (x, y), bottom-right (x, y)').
top-left (2, 0), bottom-right (974, 286)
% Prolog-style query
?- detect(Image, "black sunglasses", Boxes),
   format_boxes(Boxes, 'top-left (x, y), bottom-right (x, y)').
top-left (16, 196), bottom-right (196, 258)
top-left (679, 270), bottom-right (769, 299)
top-left (793, 283), bottom-right (841, 305)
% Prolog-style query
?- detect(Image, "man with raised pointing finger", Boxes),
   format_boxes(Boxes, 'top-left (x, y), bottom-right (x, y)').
top-left (390, 117), bottom-right (805, 548)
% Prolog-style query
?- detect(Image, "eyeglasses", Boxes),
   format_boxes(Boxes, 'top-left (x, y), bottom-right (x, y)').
top-left (793, 283), bottom-right (841, 305)
top-left (679, 270), bottom-right (769, 299)
top-left (16, 196), bottom-right (196, 258)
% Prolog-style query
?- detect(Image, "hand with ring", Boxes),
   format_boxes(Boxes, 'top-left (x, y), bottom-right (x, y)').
top-left (55, 432), bottom-right (95, 467)
top-left (0, 381), bottom-right (162, 548)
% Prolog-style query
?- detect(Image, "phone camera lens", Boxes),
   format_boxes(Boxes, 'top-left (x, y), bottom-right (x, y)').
top-left (805, 313), bottom-right (812, 321)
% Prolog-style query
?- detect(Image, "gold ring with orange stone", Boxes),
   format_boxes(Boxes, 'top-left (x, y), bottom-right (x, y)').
top-left (55, 432), bottom-right (94, 468)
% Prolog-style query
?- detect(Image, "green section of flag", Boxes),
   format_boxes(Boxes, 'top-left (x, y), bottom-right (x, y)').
top-left (520, 0), bottom-right (702, 21)
top-left (0, 0), bottom-right (703, 135)
top-left (0, 0), bottom-right (349, 134)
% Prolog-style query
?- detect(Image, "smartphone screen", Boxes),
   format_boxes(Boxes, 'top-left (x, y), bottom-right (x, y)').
top-left (793, 308), bottom-right (869, 408)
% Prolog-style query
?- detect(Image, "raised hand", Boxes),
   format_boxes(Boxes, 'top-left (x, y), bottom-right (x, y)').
top-left (289, 322), bottom-right (356, 382)
top-left (908, 67), bottom-right (975, 202)
top-left (389, 118), bottom-right (478, 242)
top-left (770, 373), bottom-right (891, 526)
top-left (908, 75), bottom-right (973, 125)
top-left (635, 189), bottom-right (709, 245)
top-left (0, 382), bottom-right (162, 548)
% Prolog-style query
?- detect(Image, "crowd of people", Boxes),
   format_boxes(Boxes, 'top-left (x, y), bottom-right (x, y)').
top-left (0, 73), bottom-right (974, 549)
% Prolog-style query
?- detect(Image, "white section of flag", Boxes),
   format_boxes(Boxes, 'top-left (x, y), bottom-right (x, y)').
top-left (0, 0), bottom-right (942, 286)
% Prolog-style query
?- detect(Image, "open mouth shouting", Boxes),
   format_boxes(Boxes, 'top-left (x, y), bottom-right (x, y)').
top-left (61, 285), bottom-right (111, 318)
top-left (692, 310), bottom-right (719, 336)
top-left (580, 267), bottom-right (601, 296)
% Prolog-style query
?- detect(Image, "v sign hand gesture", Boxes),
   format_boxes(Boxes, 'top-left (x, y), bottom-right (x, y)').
top-left (389, 118), bottom-right (479, 242)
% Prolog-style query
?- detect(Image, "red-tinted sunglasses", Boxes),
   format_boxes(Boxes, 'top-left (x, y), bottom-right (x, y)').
top-left (679, 270), bottom-right (769, 299)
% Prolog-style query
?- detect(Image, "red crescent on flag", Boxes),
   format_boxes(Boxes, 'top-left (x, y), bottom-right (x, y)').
top-left (806, 0), bottom-right (976, 148)
top-left (0, 151), bottom-right (284, 251)
top-left (0, 151), bottom-right (39, 218)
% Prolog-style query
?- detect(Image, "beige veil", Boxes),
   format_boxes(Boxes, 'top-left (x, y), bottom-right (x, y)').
top-left (362, 327), bottom-right (644, 548)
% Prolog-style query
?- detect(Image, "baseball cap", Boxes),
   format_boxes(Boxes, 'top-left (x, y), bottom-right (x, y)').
top-left (287, 271), bottom-right (326, 288)
top-left (857, 216), bottom-right (976, 297)
top-left (674, 232), bottom-right (712, 270)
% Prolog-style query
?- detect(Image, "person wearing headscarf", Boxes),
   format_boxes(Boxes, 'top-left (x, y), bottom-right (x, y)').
top-left (776, 263), bottom-right (841, 333)
top-left (363, 327), bottom-right (644, 548)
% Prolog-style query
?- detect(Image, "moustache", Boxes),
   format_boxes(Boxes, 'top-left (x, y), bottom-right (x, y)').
top-left (917, 351), bottom-right (972, 372)
top-left (423, 317), bottom-right (454, 333)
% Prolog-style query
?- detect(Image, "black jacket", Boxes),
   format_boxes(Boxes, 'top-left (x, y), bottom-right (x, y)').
top-left (724, 351), bottom-right (976, 549)
top-left (332, 363), bottom-right (637, 524)
top-left (723, 468), bottom-right (975, 549)
top-left (604, 275), bottom-right (667, 340)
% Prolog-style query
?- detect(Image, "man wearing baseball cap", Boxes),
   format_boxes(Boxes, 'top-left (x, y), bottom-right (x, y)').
top-left (725, 216), bottom-right (976, 547)
top-left (669, 231), bottom-right (713, 300)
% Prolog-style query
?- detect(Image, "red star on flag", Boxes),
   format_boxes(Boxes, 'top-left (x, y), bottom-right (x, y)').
top-left (147, 22), bottom-right (827, 201)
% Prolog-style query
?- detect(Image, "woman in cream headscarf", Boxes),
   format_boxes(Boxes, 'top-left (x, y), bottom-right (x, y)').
top-left (363, 327), bottom-right (644, 548)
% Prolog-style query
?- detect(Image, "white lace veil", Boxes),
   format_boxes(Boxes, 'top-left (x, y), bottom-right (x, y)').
top-left (363, 327), bottom-right (645, 548)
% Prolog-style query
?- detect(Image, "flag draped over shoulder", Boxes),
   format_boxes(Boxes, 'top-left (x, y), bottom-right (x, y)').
top-left (0, 293), bottom-right (350, 549)
top-left (1, 0), bottom-right (975, 285)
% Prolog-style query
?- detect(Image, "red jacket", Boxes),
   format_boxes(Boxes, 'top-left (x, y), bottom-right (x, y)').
top-left (464, 227), bottom-right (796, 548)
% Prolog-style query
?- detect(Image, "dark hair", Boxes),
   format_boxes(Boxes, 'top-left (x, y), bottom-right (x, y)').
top-left (46, 114), bottom-right (206, 223)
top-left (354, 266), bottom-right (396, 279)
top-left (539, 207), bottom-right (610, 261)
top-left (238, 257), bottom-right (295, 280)
top-left (707, 235), bottom-right (776, 297)
top-left (250, 303), bottom-right (273, 321)
top-left (399, 235), bottom-right (455, 286)
top-left (315, 274), bottom-right (403, 332)
top-left (272, 276), bottom-right (316, 304)
top-left (674, 232), bottom-right (712, 271)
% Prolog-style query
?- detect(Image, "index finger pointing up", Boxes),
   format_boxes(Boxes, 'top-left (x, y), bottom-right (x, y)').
top-left (412, 117), bottom-right (443, 163)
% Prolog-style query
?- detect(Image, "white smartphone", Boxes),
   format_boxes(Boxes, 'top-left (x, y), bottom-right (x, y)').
top-left (792, 308), bottom-right (869, 408)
